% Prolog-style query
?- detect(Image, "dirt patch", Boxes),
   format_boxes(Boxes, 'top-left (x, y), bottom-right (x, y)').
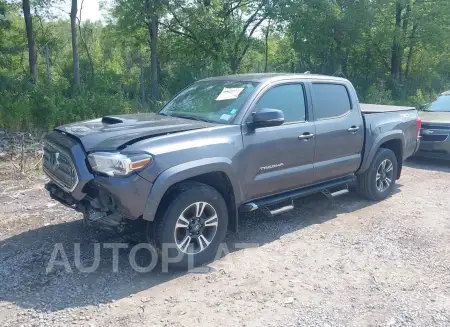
top-left (0, 157), bottom-right (449, 326)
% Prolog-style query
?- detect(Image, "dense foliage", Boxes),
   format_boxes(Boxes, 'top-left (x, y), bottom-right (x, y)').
top-left (1, 0), bottom-right (450, 130)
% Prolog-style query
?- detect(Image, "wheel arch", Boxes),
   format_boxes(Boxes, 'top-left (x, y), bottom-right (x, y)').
top-left (359, 131), bottom-right (405, 179)
top-left (379, 138), bottom-right (403, 179)
top-left (143, 158), bottom-right (242, 233)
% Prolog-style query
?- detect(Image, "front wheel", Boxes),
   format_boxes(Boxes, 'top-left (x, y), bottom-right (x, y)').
top-left (357, 148), bottom-right (398, 201)
top-left (151, 182), bottom-right (228, 269)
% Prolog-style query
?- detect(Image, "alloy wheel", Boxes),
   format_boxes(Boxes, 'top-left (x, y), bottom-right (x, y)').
top-left (174, 202), bottom-right (219, 254)
top-left (376, 159), bottom-right (394, 192)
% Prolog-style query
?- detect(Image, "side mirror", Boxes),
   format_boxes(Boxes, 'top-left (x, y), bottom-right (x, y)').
top-left (248, 108), bottom-right (284, 128)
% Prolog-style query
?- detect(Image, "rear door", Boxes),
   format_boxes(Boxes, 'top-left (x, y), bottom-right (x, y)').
top-left (241, 82), bottom-right (316, 201)
top-left (310, 82), bottom-right (364, 182)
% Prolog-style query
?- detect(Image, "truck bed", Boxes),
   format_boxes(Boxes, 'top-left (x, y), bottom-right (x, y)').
top-left (360, 103), bottom-right (416, 113)
top-left (360, 105), bottom-right (419, 173)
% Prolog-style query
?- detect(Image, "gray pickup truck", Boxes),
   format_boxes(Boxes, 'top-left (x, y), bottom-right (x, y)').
top-left (44, 74), bottom-right (421, 267)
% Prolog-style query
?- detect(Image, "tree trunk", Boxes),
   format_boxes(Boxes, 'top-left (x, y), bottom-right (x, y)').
top-left (342, 50), bottom-right (349, 78)
top-left (402, 4), bottom-right (411, 38)
top-left (22, 0), bottom-right (37, 83)
top-left (149, 15), bottom-right (159, 107)
top-left (78, 0), bottom-right (94, 80)
top-left (139, 52), bottom-right (145, 106)
top-left (71, 0), bottom-right (80, 85)
top-left (390, 1), bottom-right (403, 82)
top-left (264, 20), bottom-right (270, 73)
top-left (405, 23), bottom-right (418, 80)
top-left (45, 44), bottom-right (51, 83)
top-left (230, 57), bottom-right (238, 74)
top-left (400, 4), bottom-right (411, 82)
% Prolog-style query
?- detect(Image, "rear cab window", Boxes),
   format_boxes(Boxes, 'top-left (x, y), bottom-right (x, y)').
top-left (311, 83), bottom-right (352, 120)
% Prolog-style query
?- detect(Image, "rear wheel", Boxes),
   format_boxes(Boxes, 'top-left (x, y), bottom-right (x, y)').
top-left (357, 148), bottom-right (398, 201)
top-left (151, 182), bottom-right (228, 269)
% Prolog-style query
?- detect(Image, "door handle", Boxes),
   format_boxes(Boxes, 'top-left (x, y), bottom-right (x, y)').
top-left (347, 126), bottom-right (360, 133)
top-left (298, 133), bottom-right (314, 140)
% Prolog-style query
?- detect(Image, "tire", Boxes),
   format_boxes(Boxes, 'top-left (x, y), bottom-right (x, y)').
top-left (150, 182), bottom-right (228, 269)
top-left (357, 148), bottom-right (398, 201)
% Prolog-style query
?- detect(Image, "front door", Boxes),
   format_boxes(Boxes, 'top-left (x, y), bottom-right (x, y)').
top-left (241, 82), bottom-right (316, 201)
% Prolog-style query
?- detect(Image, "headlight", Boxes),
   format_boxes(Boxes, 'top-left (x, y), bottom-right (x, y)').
top-left (87, 152), bottom-right (153, 177)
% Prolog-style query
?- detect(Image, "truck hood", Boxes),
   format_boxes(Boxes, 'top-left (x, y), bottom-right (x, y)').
top-left (56, 113), bottom-right (219, 152)
top-left (419, 111), bottom-right (450, 125)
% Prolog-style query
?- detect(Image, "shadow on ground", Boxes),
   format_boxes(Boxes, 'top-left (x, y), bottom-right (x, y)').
top-left (405, 156), bottom-right (450, 173)
top-left (0, 187), bottom-right (400, 312)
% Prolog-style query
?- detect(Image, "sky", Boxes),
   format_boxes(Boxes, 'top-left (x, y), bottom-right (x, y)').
top-left (60, 0), bottom-right (105, 22)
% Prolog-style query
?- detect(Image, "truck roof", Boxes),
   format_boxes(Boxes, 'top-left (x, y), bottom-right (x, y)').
top-left (201, 73), bottom-right (348, 83)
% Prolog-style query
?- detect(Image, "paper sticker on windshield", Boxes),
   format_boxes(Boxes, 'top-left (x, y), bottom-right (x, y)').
top-left (216, 88), bottom-right (244, 101)
top-left (220, 114), bottom-right (231, 121)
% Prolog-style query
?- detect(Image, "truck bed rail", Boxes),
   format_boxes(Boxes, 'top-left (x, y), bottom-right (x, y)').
top-left (361, 103), bottom-right (416, 113)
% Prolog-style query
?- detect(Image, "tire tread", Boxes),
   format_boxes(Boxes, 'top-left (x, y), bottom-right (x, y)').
top-left (357, 148), bottom-right (398, 201)
top-left (149, 181), bottom-right (228, 268)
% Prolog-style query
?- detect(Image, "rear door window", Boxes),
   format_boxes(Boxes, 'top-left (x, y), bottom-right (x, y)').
top-left (311, 83), bottom-right (351, 120)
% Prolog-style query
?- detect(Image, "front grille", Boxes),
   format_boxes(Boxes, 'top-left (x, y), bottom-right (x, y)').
top-left (43, 141), bottom-right (79, 192)
top-left (421, 134), bottom-right (449, 142)
top-left (421, 124), bottom-right (450, 130)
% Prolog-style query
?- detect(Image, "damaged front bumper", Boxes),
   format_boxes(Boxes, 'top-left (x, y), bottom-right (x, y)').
top-left (44, 131), bottom-right (153, 230)
top-left (46, 174), bottom-right (153, 231)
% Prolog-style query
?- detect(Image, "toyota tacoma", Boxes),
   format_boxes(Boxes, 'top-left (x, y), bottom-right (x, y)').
top-left (43, 74), bottom-right (421, 267)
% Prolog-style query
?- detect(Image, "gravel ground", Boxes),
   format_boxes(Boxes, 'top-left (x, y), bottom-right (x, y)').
top-left (0, 157), bottom-right (449, 327)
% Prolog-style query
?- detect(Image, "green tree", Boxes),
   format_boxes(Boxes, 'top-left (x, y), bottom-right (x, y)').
top-left (111, 0), bottom-right (165, 106)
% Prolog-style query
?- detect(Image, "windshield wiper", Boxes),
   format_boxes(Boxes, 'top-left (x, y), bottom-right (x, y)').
top-left (167, 113), bottom-right (215, 123)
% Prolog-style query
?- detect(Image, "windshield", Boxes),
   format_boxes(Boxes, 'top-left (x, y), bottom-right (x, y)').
top-left (423, 94), bottom-right (450, 112)
top-left (159, 80), bottom-right (258, 124)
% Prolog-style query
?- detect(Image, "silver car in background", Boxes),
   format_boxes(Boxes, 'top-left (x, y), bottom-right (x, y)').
top-left (416, 91), bottom-right (450, 160)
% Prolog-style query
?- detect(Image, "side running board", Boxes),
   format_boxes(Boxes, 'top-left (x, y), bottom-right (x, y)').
top-left (322, 187), bottom-right (349, 199)
top-left (240, 175), bottom-right (355, 217)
